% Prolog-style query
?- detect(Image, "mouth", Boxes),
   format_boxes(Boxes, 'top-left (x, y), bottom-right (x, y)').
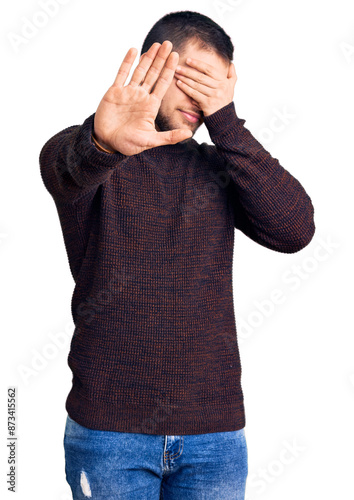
top-left (179, 109), bottom-right (201, 124)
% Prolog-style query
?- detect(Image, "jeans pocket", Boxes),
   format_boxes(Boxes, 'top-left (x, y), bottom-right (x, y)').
top-left (64, 414), bottom-right (82, 439)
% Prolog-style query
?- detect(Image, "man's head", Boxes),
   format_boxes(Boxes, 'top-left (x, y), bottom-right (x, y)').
top-left (140, 11), bottom-right (234, 138)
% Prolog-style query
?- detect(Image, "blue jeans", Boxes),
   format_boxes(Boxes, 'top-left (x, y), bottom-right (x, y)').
top-left (63, 414), bottom-right (248, 499)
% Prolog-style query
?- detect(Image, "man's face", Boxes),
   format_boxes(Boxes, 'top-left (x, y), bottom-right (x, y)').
top-left (154, 39), bottom-right (230, 138)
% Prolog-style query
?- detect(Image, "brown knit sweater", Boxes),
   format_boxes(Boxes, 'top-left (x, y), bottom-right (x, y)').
top-left (39, 101), bottom-right (315, 435)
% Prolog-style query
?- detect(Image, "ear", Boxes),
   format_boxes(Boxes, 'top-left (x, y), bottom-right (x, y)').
top-left (228, 62), bottom-right (237, 81)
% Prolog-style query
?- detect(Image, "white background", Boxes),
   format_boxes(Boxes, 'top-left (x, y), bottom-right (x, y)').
top-left (1, 0), bottom-right (353, 498)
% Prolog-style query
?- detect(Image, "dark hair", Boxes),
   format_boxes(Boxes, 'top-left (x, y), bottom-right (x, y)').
top-left (140, 10), bottom-right (234, 65)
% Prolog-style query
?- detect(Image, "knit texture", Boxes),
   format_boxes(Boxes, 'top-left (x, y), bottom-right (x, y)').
top-left (39, 101), bottom-right (315, 435)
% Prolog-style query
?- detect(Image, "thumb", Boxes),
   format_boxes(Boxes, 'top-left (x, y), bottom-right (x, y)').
top-left (149, 129), bottom-right (193, 148)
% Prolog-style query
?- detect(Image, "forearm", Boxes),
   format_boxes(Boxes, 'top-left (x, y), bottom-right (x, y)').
top-left (204, 102), bottom-right (315, 253)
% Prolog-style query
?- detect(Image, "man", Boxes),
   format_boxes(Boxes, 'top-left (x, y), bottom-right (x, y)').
top-left (39, 10), bottom-right (315, 500)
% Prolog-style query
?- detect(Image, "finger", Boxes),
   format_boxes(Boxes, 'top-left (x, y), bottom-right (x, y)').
top-left (129, 42), bottom-right (163, 88)
top-left (137, 53), bottom-right (146, 86)
top-left (146, 129), bottom-right (193, 149)
top-left (150, 50), bottom-right (180, 101)
top-left (139, 40), bottom-right (175, 92)
top-left (185, 57), bottom-right (216, 78)
top-left (112, 47), bottom-right (138, 88)
top-left (175, 74), bottom-right (214, 96)
top-left (175, 65), bottom-right (218, 88)
top-left (176, 79), bottom-right (204, 102)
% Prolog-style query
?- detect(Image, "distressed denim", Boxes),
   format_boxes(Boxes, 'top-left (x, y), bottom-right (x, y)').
top-left (63, 413), bottom-right (248, 499)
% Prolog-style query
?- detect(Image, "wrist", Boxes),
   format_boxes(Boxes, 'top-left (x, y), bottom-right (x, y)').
top-left (91, 132), bottom-right (117, 154)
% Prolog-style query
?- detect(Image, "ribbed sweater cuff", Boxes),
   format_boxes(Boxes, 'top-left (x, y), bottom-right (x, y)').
top-left (203, 101), bottom-right (242, 136)
top-left (74, 113), bottom-right (128, 170)
top-left (203, 101), bottom-right (261, 153)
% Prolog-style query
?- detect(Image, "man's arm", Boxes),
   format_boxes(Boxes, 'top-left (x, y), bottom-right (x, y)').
top-left (174, 57), bottom-right (315, 253)
top-left (203, 101), bottom-right (315, 254)
top-left (40, 40), bottom-right (194, 206)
